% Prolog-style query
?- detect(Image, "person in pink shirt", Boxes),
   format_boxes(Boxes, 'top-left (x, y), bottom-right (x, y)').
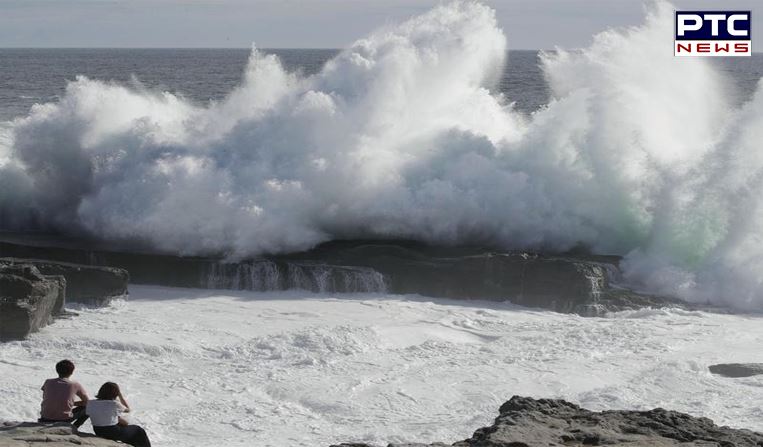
top-left (39, 359), bottom-right (90, 428)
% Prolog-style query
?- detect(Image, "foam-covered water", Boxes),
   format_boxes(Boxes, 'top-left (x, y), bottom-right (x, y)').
top-left (1, 286), bottom-right (762, 446)
top-left (2, 1), bottom-right (763, 310)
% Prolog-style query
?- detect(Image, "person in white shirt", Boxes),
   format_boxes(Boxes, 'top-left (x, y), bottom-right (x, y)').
top-left (86, 382), bottom-right (151, 447)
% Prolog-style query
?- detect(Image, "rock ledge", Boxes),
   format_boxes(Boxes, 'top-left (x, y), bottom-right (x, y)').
top-left (0, 422), bottom-right (121, 446)
top-left (0, 264), bottom-right (65, 341)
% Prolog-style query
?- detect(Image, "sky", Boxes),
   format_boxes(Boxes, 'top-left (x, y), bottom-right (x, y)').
top-left (0, 0), bottom-right (759, 50)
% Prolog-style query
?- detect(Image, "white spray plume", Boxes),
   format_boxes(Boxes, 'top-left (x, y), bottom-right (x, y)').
top-left (1, 1), bottom-right (762, 310)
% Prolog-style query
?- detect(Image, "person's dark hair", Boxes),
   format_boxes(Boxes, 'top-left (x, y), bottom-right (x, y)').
top-left (96, 382), bottom-right (121, 400)
top-left (55, 360), bottom-right (75, 378)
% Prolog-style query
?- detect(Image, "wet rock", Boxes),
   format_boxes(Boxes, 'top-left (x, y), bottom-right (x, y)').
top-left (0, 258), bottom-right (127, 306)
top-left (0, 264), bottom-right (65, 341)
top-left (0, 422), bottom-right (122, 446)
top-left (709, 363), bottom-right (763, 378)
top-left (389, 444), bottom-right (451, 447)
top-left (454, 396), bottom-right (763, 446)
top-left (0, 234), bottom-right (680, 316)
top-left (329, 444), bottom-right (450, 447)
top-left (286, 241), bottom-right (679, 315)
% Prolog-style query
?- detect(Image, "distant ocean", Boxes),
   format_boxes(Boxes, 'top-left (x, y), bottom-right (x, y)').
top-left (3, 48), bottom-right (760, 122)
top-left (0, 49), bottom-right (552, 121)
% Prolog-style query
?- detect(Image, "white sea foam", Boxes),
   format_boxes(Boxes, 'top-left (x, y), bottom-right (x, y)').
top-left (1, 1), bottom-right (762, 309)
top-left (1, 286), bottom-right (762, 446)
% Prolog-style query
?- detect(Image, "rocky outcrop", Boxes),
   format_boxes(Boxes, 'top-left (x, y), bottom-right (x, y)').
top-left (0, 422), bottom-right (121, 446)
top-left (709, 363), bottom-right (763, 378)
top-left (284, 242), bottom-right (679, 315)
top-left (331, 396), bottom-right (763, 447)
top-left (0, 234), bottom-right (679, 315)
top-left (293, 244), bottom-right (610, 309)
top-left (0, 264), bottom-right (65, 341)
top-left (456, 396), bottom-right (763, 446)
top-left (0, 258), bottom-right (128, 306)
top-left (0, 258), bottom-right (128, 341)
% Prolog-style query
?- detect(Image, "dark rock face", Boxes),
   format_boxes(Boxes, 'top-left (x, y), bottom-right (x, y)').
top-left (0, 258), bottom-right (128, 306)
top-left (709, 363), bottom-right (763, 378)
top-left (294, 244), bottom-right (610, 310)
top-left (284, 242), bottom-right (678, 315)
top-left (455, 396), bottom-right (763, 447)
top-left (0, 238), bottom-right (385, 295)
top-left (0, 235), bottom-right (679, 315)
top-left (0, 264), bottom-right (65, 341)
top-left (330, 397), bottom-right (763, 447)
top-left (330, 444), bottom-right (450, 447)
top-left (0, 258), bottom-right (127, 341)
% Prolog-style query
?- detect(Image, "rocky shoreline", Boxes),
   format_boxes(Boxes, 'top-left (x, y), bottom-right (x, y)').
top-left (0, 233), bottom-right (682, 320)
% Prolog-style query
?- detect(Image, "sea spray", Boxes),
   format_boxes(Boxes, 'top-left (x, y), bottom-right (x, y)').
top-left (1, 1), bottom-right (762, 309)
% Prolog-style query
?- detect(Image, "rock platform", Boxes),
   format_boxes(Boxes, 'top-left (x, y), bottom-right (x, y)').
top-left (0, 422), bottom-right (121, 447)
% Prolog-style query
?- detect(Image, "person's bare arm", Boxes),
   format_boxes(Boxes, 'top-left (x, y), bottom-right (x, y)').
top-left (117, 391), bottom-right (130, 412)
top-left (75, 385), bottom-right (89, 406)
top-left (117, 416), bottom-right (129, 427)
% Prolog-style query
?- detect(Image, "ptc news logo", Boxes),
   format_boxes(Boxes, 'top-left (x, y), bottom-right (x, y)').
top-left (675, 11), bottom-right (751, 56)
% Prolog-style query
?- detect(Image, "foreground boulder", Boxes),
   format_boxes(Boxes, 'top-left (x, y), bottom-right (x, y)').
top-left (0, 258), bottom-right (128, 306)
top-left (331, 396), bottom-right (763, 447)
top-left (0, 264), bottom-right (65, 341)
top-left (0, 422), bottom-right (121, 446)
top-left (457, 396), bottom-right (763, 446)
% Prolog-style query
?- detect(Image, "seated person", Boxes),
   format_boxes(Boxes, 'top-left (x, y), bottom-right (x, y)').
top-left (87, 382), bottom-right (151, 447)
top-left (39, 359), bottom-right (89, 428)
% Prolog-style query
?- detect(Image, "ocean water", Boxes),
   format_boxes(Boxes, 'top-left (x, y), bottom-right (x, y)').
top-left (2, 48), bottom-right (761, 122)
top-left (0, 49), bottom-right (334, 123)
top-left (1, 286), bottom-right (762, 447)
top-left (0, 48), bottom-right (551, 122)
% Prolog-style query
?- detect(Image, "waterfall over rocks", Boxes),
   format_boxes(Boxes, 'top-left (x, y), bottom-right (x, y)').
top-left (204, 260), bottom-right (387, 293)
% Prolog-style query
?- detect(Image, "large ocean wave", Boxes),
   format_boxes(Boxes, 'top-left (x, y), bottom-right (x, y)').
top-left (1, 1), bottom-right (762, 310)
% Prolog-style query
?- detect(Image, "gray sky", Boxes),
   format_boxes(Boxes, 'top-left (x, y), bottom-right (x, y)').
top-left (0, 0), bottom-right (759, 49)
